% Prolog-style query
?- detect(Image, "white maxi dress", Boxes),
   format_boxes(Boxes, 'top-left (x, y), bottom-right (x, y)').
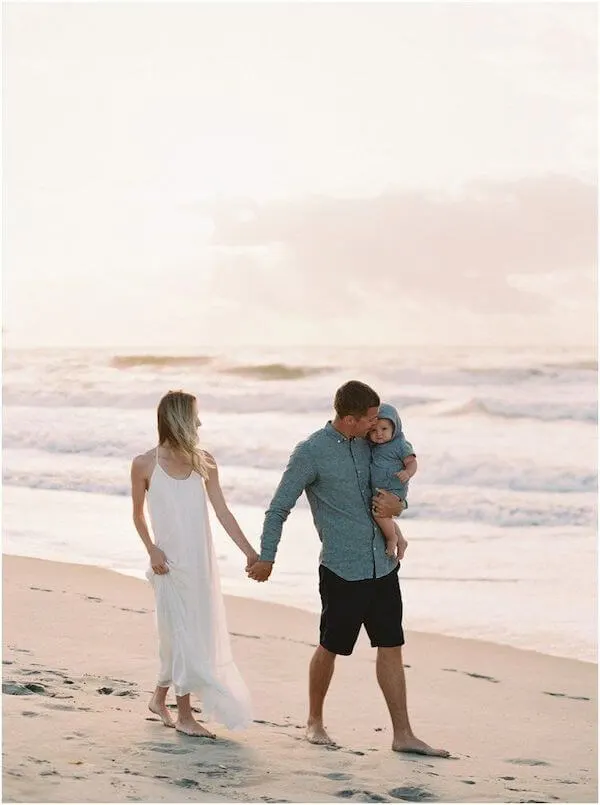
top-left (145, 449), bottom-right (252, 729)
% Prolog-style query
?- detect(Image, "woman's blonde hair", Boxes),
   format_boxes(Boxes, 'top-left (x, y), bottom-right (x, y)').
top-left (157, 390), bottom-right (214, 480)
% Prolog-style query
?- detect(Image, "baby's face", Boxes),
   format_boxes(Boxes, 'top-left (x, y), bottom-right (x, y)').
top-left (368, 418), bottom-right (394, 445)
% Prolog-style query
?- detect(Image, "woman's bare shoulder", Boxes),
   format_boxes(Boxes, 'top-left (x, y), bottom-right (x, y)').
top-left (131, 449), bottom-right (156, 475)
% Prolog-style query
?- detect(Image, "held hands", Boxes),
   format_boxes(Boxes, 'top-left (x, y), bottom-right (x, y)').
top-left (372, 489), bottom-right (407, 518)
top-left (247, 560), bottom-right (274, 583)
top-left (149, 545), bottom-right (169, 575)
top-left (245, 549), bottom-right (260, 572)
top-left (396, 470), bottom-right (410, 483)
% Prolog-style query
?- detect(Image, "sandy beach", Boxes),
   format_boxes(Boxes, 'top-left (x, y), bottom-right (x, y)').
top-left (3, 554), bottom-right (597, 803)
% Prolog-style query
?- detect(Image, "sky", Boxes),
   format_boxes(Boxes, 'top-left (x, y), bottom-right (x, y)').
top-left (3, 1), bottom-right (597, 349)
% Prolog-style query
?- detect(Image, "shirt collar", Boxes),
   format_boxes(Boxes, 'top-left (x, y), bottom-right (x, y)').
top-left (325, 420), bottom-right (351, 443)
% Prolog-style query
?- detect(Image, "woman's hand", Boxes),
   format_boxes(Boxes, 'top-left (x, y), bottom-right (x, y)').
top-left (149, 545), bottom-right (169, 575)
top-left (245, 549), bottom-right (260, 571)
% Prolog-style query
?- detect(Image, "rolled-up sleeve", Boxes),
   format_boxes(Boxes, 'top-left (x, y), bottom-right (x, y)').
top-left (260, 442), bottom-right (317, 562)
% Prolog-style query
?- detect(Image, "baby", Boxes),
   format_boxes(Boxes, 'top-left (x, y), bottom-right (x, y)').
top-left (369, 402), bottom-right (418, 558)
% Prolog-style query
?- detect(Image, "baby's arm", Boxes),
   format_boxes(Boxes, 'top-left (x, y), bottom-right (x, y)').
top-left (396, 437), bottom-right (417, 484)
top-left (397, 455), bottom-right (417, 484)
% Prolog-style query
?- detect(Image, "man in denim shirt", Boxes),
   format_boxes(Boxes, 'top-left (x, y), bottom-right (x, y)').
top-left (248, 381), bottom-right (448, 757)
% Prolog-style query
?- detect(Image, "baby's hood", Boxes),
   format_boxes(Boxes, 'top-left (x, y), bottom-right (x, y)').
top-left (377, 402), bottom-right (403, 441)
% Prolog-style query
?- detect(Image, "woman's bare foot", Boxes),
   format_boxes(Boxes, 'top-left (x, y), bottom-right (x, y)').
top-left (306, 721), bottom-right (336, 745)
top-left (392, 735), bottom-right (450, 757)
top-left (175, 718), bottom-right (216, 739)
top-left (148, 695), bottom-right (175, 728)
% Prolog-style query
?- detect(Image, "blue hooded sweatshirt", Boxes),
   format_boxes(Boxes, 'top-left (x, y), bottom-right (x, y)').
top-left (369, 402), bottom-right (415, 501)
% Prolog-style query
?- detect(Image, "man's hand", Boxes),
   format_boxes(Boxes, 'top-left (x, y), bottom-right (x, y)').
top-left (149, 546), bottom-right (169, 575)
top-left (245, 550), bottom-right (259, 571)
top-left (372, 489), bottom-right (406, 518)
top-left (396, 470), bottom-right (410, 483)
top-left (247, 560), bottom-right (274, 582)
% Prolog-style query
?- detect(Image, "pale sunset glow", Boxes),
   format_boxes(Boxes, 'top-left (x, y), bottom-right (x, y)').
top-left (3, 8), bottom-right (598, 793)
top-left (3, 2), bottom-right (597, 348)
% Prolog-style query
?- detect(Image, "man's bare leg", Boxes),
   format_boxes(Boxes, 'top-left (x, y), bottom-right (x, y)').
top-left (376, 646), bottom-right (449, 757)
top-left (175, 694), bottom-right (216, 738)
top-left (148, 685), bottom-right (175, 727)
top-left (306, 645), bottom-right (337, 745)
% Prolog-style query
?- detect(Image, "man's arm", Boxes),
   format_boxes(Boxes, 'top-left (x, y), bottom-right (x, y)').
top-left (248, 442), bottom-right (317, 582)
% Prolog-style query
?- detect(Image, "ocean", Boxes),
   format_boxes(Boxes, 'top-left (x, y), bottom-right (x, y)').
top-left (3, 344), bottom-right (597, 662)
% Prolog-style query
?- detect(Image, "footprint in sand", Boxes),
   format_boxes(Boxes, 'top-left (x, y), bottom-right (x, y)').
top-left (325, 773), bottom-right (352, 781)
top-left (507, 759), bottom-right (551, 767)
top-left (442, 668), bottom-right (500, 683)
top-left (140, 741), bottom-right (194, 755)
top-left (97, 686), bottom-right (137, 698)
top-left (29, 586), bottom-right (53, 593)
top-left (336, 791), bottom-right (389, 802)
top-left (3, 683), bottom-right (34, 696)
top-left (542, 691), bottom-right (590, 702)
top-left (463, 672), bottom-right (500, 683)
top-left (388, 786), bottom-right (437, 801)
top-left (173, 778), bottom-right (208, 791)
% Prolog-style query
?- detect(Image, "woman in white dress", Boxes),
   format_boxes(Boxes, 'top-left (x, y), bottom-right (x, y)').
top-left (130, 390), bottom-right (257, 738)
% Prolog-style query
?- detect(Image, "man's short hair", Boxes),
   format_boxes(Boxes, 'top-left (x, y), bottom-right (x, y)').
top-left (334, 381), bottom-right (380, 418)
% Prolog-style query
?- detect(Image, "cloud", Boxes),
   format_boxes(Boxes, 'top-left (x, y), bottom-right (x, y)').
top-left (204, 175), bottom-right (597, 316)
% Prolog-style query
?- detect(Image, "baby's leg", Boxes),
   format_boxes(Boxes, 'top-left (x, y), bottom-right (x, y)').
top-left (374, 516), bottom-right (399, 558)
top-left (394, 521), bottom-right (408, 560)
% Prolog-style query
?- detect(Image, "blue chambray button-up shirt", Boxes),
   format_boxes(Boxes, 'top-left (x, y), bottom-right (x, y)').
top-left (259, 421), bottom-right (398, 581)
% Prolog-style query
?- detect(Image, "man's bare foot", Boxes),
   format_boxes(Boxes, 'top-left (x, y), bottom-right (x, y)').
top-left (148, 697), bottom-right (175, 728)
top-left (392, 735), bottom-right (450, 757)
top-left (306, 721), bottom-right (336, 745)
top-left (175, 718), bottom-right (216, 739)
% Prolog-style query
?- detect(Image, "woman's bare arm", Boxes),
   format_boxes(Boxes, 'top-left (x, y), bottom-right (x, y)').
top-left (204, 455), bottom-right (258, 564)
top-left (130, 455), bottom-right (168, 574)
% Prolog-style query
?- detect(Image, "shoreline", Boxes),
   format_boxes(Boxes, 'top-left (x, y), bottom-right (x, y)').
top-left (3, 484), bottom-right (597, 664)
top-left (3, 554), bottom-right (598, 803)
top-left (4, 551), bottom-right (599, 670)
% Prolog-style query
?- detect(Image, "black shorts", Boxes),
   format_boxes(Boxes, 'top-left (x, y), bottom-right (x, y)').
top-left (318, 565), bottom-right (405, 656)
